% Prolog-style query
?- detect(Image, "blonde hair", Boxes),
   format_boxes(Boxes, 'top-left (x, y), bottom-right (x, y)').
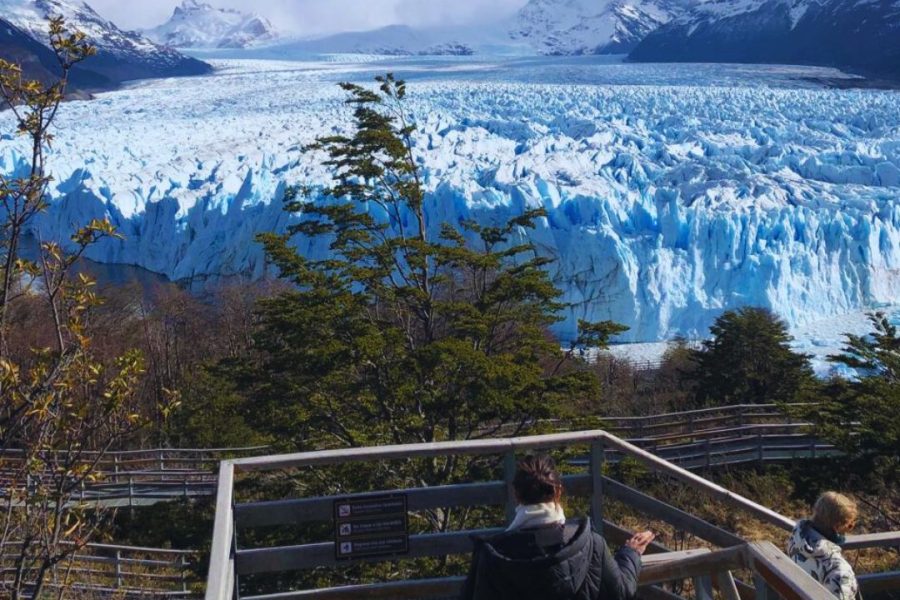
top-left (812, 491), bottom-right (858, 531)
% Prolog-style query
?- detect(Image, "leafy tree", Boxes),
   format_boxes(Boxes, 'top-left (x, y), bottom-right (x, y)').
top-left (245, 74), bottom-right (623, 508)
top-left (688, 307), bottom-right (814, 407)
top-left (0, 19), bottom-right (150, 599)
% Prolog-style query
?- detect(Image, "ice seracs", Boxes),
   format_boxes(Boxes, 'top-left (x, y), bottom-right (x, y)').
top-left (1, 57), bottom-right (897, 346)
top-left (145, 0), bottom-right (279, 49)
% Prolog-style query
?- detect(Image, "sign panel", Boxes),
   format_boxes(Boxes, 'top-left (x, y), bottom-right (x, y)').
top-left (334, 494), bottom-right (409, 561)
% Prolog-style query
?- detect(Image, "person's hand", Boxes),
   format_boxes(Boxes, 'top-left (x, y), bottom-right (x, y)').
top-left (625, 530), bottom-right (655, 555)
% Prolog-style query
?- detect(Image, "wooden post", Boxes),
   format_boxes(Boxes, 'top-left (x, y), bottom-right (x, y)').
top-left (757, 433), bottom-right (764, 465)
top-left (590, 440), bottom-right (605, 535)
top-left (715, 571), bottom-right (741, 600)
top-left (159, 450), bottom-right (166, 477)
top-left (113, 454), bottom-right (120, 484)
top-left (503, 451), bottom-right (517, 524)
top-left (693, 574), bottom-right (713, 600)
top-left (128, 476), bottom-right (134, 509)
top-left (753, 574), bottom-right (779, 600)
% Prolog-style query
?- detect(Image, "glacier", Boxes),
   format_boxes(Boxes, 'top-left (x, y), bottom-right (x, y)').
top-left (1, 55), bottom-right (899, 350)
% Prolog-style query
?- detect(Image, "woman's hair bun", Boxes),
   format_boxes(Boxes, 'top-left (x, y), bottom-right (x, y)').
top-left (513, 454), bottom-right (563, 505)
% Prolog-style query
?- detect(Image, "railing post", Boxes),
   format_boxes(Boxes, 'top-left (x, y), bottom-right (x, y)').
top-left (114, 549), bottom-right (123, 588)
top-left (715, 571), bottom-right (742, 600)
top-left (590, 440), bottom-right (605, 535)
top-left (704, 438), bottom-right (711, 470)
top-left (207, 461), bottom-right (236, 600)
top-left (128, 476), bottom-right (134, 509)
top-left (693, 574), bottom-right (713, 600)
top-left (181, 554), bottom-right (189, 593)
top-left (159, 450), bottom-right (166, 477)
top-left (113, 454), bottom-right (120, 484)
top-left (753, 574), bottom-right (779, 600)
top-left (504, 451), bottom-right (517, 524)
top-left (757, 433), bottom-right (764, 465)
top-left (810, 439), bottom-right (817, 459)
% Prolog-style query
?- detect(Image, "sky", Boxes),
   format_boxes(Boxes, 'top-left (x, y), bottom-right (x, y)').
top-left (88, 0), bottom-right (530, 35)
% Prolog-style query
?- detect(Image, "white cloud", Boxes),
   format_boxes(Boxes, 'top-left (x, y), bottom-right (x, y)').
top-left (88, 0), bottom-right (528, 35)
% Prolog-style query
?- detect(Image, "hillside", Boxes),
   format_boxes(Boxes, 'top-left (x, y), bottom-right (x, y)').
top-left (0, 0), bottom-right (211, 92)
top-left (629, 0), bottom-right (900, 78)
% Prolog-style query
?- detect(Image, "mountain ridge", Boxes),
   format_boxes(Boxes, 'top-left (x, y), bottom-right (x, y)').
top-left (0, 0), bottom-right (211, 91)
top-left (629, 0), bottom-right (900, 78)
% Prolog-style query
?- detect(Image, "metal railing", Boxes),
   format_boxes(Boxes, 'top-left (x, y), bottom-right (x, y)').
top-left (204, 428), bottom-right (900, 600)
top-left (1, 407), bottom-right (827, 508)
top-left (0, 447), bottom-right (269, 507)
top-left (1, 542), bottom-right (198, 597)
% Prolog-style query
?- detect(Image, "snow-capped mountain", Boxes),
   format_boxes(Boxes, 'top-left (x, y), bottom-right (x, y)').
top-left (262, 25), bottom-right (488, 57)
top-left (630, 0), bottom-right (900, 77)
top-left (283, 0), bottom-right (697, 58)
top-left (0, 0), bottom-right (211, 86)
top-left (145, 0), bottom-right (279, 49)
top-left (511, 0), bottom-right (697, 55)
top-left (0, 17), bottom-right (106, 89)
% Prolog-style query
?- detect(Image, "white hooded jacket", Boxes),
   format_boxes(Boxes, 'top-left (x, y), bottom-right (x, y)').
top-left (787, 520), bottom-right (860, 600)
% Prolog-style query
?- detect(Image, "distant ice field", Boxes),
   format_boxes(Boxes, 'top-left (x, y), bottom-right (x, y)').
top-left (1, 55), bottom-right (899, 359)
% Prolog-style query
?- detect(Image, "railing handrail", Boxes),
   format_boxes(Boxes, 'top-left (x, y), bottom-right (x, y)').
top-left (227, 542), bottom-right (837, 600)
top-left (0, 445), bottom-right (270, 458)
top-left (225, 430), bottom-right (796, 529)
top-left (206, 428), bottom-right (804, 600)
top-left (599, 402), bottom-right (817, 424)
top-left (0, 541), bottom-right (196, 556)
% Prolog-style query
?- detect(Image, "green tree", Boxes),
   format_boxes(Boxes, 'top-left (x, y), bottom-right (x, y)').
top-left (688, 307), bottom-right (814, 407)
top-left (245, 74), bottom-right (623, 500)
top-left (812, 313), bottom-right (900, 477)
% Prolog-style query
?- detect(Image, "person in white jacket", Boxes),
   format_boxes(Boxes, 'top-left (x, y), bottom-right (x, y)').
top-left (787, 492), bottom-right (860, 600)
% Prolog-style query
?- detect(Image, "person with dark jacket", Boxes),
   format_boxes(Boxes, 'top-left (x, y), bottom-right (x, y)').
top-left (461, 454), bottom-right (654, 600)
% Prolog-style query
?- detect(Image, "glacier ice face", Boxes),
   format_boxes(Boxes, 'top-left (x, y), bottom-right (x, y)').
top-left (1, 55), bottom-right (899, 344)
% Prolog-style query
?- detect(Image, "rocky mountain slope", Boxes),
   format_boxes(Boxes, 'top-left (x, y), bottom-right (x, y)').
top-left (0, 0), bottom-right (210, 90)
top-left (630, 0), bottom-right (900, 77)
top-left (511, 0), bottom-right (697, 55)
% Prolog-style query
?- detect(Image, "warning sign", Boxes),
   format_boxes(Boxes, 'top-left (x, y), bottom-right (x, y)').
top-left (334, 494), bottom-right (409, 561)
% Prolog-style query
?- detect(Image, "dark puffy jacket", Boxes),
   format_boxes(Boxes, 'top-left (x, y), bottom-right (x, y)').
top-left (460, 518), bottom-right (641, 600)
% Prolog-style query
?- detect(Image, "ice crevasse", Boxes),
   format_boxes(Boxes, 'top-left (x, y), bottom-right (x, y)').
top-left (1, 63), bottom-right (899, 343)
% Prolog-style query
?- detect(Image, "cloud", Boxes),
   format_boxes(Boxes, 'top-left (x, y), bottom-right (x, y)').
top-left (87, 0), bottom-right (528, 35)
